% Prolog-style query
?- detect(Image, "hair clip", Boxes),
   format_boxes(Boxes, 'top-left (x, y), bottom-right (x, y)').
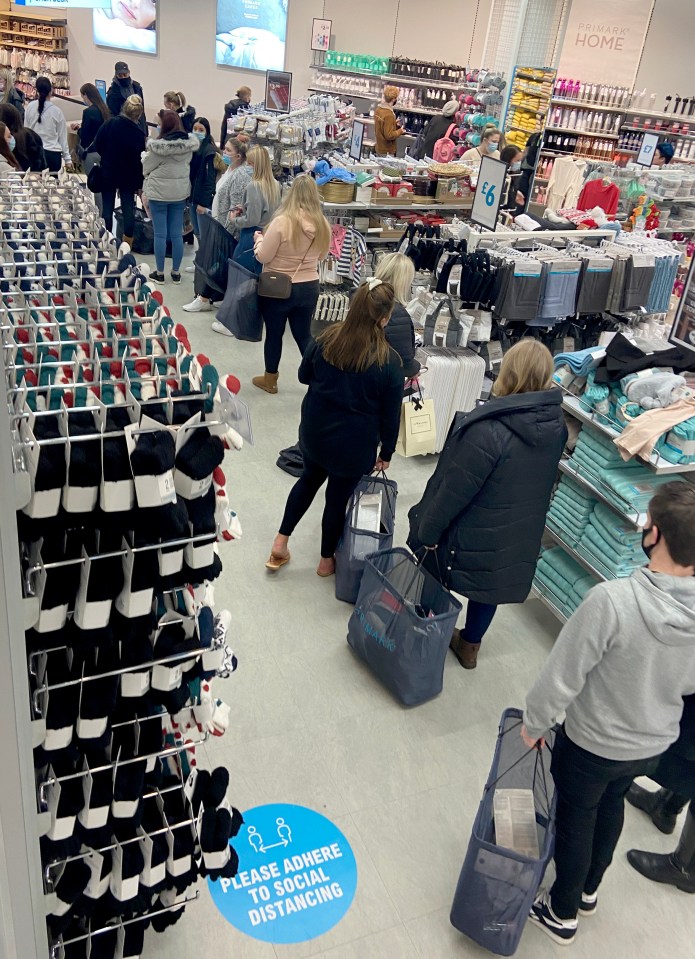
top-left (366, 278), bottom-right (383, 290)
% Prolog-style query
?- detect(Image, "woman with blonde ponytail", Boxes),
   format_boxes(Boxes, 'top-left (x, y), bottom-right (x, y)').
top-left (265, 278), bottom-right (404, 576)
top-left (249, 175), bottom-right (330, 389)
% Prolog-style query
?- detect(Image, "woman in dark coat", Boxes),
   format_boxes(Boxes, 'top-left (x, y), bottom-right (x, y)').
top-left (0, 103), bottom-right (45, 172)
top-left (420, 99), bottom-right (459, 158)
top-left (626, 694), bottom-right (695, 892)
top-left (93, 94), bottom-right (147, 246)
top-left (373, 252), bottom-right (420, 377)
top-left (188, 117), bottom-right (220, 240)
top-left (267, 279), bottom-right (404, 577)
top-left (409, 339), bottom-right (567, 669)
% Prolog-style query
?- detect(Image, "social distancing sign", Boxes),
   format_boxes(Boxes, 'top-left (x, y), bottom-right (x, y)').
top-left (208, 803), bottom-right (358, 943)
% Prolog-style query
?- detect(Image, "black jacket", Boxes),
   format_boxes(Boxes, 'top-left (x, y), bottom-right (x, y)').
top-left (408, 389), bottom-right (567, 605)
top-left (189, 137), bottom-right (218, 208)
top-left (79, 104), bottom-right (107, 154)
top-left (106, 77), bottom-right (147, 133)
top-left (6, 86), bottom-right (25, 120)
top-left (93, 115), bottom-right (147, 192)
top-left (650, 695), bottom-right (695, 800)
top-left (386, 304), bottom-right (420, 378)
top-left (221, 98), bottom-right (245, 147)
top-left (298, 340), bottom-right (404, 477)
top-left (14, 127), bottom-right (45, 172)
top-left (421, 114), bottom-right (456, 159)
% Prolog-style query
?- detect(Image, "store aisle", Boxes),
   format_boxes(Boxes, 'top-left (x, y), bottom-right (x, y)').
top-left (143, 249), bottom-right (692, 959)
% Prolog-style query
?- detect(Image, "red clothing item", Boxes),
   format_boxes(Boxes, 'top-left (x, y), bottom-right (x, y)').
top-left (577, 179), bottom-right (620, 215)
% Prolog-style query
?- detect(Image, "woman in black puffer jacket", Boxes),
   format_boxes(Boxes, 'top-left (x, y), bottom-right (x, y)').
top-left (372, 252), bottom-right (420, 377)
top-left (409, 339), bottom-right (567, 670)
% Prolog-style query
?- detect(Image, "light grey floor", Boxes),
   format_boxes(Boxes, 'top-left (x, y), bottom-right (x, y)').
top-left (143, 246), bottom-right (691, 958)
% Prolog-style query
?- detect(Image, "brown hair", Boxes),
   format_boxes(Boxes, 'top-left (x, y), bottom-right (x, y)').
top-left (158, 109), bottom-right (184, 137)
top-left (80, 82), bottom-right (110, 124)
top-left (164, 91), bottom-right (186, 111)
top-left (319, 280), bottom-right (396, 372)
top-left (0, 121), bottom-right (20, 170)
top-left (493, 339), bottom-right (553, 396)
top-left (123, 94), bottom-right (144, 122)
top-left (648, 483), bottom-right (695, 567)
top-left (226, 133), bottom-right (250, 160)
top-left (237, 86), bottom-right (252, 100)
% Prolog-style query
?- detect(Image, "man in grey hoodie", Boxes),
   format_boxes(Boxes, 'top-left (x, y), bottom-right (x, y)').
top-left (521, 481), bottom-right (695, 945)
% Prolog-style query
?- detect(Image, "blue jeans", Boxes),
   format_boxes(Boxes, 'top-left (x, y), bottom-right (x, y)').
top-left (149, 199), bottom-right (186, 272)
top-left (233, 226), bottom-right (262, 276)
top-left (461, 600), bottom-right (497, 645)
top-left (190, 204), bottom-right (208, 238)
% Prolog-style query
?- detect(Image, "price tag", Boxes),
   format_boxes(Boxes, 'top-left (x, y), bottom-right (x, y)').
top-left (637, 131), bottom-right (659, 168)
top-left (471, 155), bottom-right (508, 232)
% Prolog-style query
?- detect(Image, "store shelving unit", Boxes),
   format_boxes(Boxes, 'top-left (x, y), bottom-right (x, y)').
top-left (503, 65), bottom-right (555, 154)
top-left (0, 11), bottom-right (70, 101)
top-left (309, 63), bottom-right (475, 93)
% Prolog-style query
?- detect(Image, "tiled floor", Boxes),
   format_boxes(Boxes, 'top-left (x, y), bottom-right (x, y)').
top-left (144, 246), bottom-right (691, 958)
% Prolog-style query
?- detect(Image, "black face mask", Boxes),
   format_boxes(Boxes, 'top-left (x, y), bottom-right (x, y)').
top-left (642, 527), bottom-right (660, 559)
top-left (117, 77), bottom-right (131, 87)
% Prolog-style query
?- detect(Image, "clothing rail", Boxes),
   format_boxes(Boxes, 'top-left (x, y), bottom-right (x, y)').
top-left (463, 225), bottom-right (617, 250)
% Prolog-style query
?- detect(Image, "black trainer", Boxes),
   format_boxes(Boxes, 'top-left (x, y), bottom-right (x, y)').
top-left (171, 271), bottom-right (182, 285)
top-left (149, 270), bottom-right (165, 285)
top-left (529, 892), bottom-right (578, 945)
top-left (578, 891), bottom-right (597, 916)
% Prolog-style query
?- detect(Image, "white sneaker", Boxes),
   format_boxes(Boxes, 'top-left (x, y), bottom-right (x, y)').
top-left (212, 321), bottom-right (234, 337)
top-left (185, 264), bottom-right (196, 273)
top-left (183, 296), bottom-right (213, 313)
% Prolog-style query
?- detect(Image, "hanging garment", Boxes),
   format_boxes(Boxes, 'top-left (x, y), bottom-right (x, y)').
top-left (577, 178), bottom-right (620, 215)
top-left (546, 157), bottom-right (588, 211)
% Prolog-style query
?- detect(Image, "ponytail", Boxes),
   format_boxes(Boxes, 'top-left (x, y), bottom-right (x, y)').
top-left (36, 76), bottom-right (51, 123)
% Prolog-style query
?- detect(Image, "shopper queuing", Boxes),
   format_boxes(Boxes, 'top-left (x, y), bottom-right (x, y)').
top-left (0, 67), bottom-right (25, 119)
top-left (408, 340), bottom-right (566, 670)
top-left (229, 144), bottom-right (280, 272)
top-left (188, 117), bottom-right (220, 239)
top-left (0, 121), bottom-right (20, 176)
top-left (75, 82), bottom-right (110, 203)
top-left (163, 90), bottom-right (197, 133)
top-left (107, 61), bottom-right (147, 134)
top-left (0, 104), bottom-right (44, 172)
top-left (24, 78), bottom-right (71, 173)
top-left (461, 124), bottom-right (502, 166)
top-left (372, 253), bottom-right (421, 377)
top-left (251, 176), bottom-right (331, 387)
top-left (266, 278), bottom-right (404, 575)
top-left (93, 95), bottom-right (147, 249)
top-left (221, 85), bottom-right (251, 147)
top-left (522, 483), bottom-right (695, 946)
top-left (375, 85), bottom-right (406, 157)
top-left (184, 133), bottom-right (252, 313)
top-left (142, 110), bottom-right (199, 285)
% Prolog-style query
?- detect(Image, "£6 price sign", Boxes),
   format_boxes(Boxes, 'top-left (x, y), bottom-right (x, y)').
top-left (471, 155), bottom-right (508, 231)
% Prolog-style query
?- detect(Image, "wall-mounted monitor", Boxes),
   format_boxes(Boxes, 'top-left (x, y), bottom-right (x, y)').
top-left (216, 0), bottom-right (288, 72)
top-left (93, 1), bottom-right (158, 55)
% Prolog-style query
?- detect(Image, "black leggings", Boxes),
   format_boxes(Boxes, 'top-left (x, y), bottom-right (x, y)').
top-left (259, 280), bottom-right (320, 375)
top-left (279, 455), bottom-right (361, 559)
top-left (101, 189), bottom-right (136, 237)
top-left (44, 149), bottom-right (62, 173)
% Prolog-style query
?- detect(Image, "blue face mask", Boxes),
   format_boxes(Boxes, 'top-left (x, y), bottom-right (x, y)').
top-left (487, 141), bottom-right (498, 153)
top-left (194, 132), bottom-right (206, 142)
top-left (8, 135), bottom-right (15, 152)
top-left (510, 160), bottom-right (521, 171)
top-left (223, 154), bottom-right (233, 166)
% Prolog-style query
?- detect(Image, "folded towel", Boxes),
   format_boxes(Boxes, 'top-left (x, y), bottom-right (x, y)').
top-left (592, 503), bottom-right (643, 548)
top-left (601, 467), bottom-right (681, 513)
top-left (655, 416), bottom-right (695, 465)
top-left (553, 347), bottom-right (605, 376)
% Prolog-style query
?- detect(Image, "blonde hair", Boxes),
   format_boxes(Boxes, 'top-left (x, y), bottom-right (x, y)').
top-left (272, 176), bottom-right (330, 256)
top-left (237, 86), bottom-right (252, 99)
top-left (374, 252), bottom-right (415, 305)
top-left (320, 281), bottom-right (396, 372)
top-left (0, 68), bottom-right (15, 105)
top-left (164, 90), bottom-right (186, 110)
top-left (493, 339), bottom-right (553, 397)
top-left (123, 94), bottom-right (144, 121)
top-left (383, 84), bottom-right (399, 104)
top-left (248, 145), bottom-right (280, 209)
top-left (481, 124), bottom-right (500, 142)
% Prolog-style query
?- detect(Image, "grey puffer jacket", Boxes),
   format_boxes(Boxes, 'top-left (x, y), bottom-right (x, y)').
top-left (142, 132), bottom-right (199, 203)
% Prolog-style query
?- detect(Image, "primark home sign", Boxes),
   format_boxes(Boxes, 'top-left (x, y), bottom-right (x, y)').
top-left (558, 0), bottom-right (653, 87)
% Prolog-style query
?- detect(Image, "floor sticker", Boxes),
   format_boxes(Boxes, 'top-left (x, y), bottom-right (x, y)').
top-left (208, 803), bottom-right (358, 944)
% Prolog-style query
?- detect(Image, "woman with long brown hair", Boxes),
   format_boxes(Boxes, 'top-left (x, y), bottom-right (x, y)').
top-left (0, 121), bottom-right (21, 175)
top-left (266, 278), bottom-right (404, 576)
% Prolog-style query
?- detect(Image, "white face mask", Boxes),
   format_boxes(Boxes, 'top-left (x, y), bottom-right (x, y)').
top-left (510, 161), bottom-right (521, 171)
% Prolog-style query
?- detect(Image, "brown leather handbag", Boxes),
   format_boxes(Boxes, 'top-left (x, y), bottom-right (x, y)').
top-left (257, 247), bottom-right (309, 299)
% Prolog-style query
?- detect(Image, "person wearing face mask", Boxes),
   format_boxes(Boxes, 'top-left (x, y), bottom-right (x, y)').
top-left (73, 83), bottom-right (110, 210)
top-left (521, 482), bottom-right (695, 946)
top-left (0, 104), bottom-right (44, 172)
top-left (499, 144), bottom-right (525, 212)
top-left (461, 124), bottom-right (502, 167)
top-left (107, 62), bottom-right (147, 134)
top-left (0, 121), bottom-right (21, 176)
top-left (187, 117), bottom-right (220, 241)
top-left (0, 68), bottom-right (25, 120)
top-left (183, 133), bottom-right (251, 312)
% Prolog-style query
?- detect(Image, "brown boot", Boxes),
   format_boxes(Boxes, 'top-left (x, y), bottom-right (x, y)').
top-left (450, 630), bottom-right (480, 669)
top-left (122, 235), bottom-right (134, 249)
top-left (252, 372), bottom-right (279, 394)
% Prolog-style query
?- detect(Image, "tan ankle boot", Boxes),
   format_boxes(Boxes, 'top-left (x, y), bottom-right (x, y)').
top-left (252, 372), bottom-right (279, 394)
top-left (123, 235), bottom-right (134, 249)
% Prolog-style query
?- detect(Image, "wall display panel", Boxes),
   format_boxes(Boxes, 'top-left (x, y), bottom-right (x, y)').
top-left (558, 0), bottom-right (654, 88)
top-left (93, 0), bottom-right (158, 54)
top-left (216, 0), bottom-right (288, 71)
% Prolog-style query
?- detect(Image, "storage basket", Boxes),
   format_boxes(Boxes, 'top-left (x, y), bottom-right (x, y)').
top-left (318, 182), bottom-right (357, 204)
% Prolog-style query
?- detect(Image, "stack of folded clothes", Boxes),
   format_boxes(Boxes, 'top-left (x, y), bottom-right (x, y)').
top-left (534, 546), bottom-right (597, 618)
top-left (656, 416), bottom-right (695, 465)
top-left (579, 504), bottom-right (645, 578)
top-left (547, 475), bottom-right (596, 543)
top-left (570, 428), bottom-right (634, 485)
top-left (599, 466), bottom-right (683, 516)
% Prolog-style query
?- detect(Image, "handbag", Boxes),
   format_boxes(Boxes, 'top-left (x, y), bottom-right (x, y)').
top-left (86, 159), bottom-right (103, 193)
top-left (257, 246), bottom-right (310, 299)
top-left (396, 391), bottom-right (437, 458)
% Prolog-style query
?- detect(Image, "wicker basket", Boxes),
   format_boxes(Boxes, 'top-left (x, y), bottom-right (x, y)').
top-left (318, 181), bottom-right (357, 204)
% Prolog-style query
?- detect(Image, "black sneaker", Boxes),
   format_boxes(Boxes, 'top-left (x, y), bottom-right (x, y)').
top-left (150, 270), bottom-right (165, 285)
top-left (529, 893), bottom-right (578, 945)
top-left (171, 271), bottom-right (182, 285)
top-left (578, 891), bottom-right (597, 916)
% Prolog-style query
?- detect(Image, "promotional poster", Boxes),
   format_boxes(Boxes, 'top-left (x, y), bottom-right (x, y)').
top-left (216, 0), bottom-right (288, 72)
top-left (93, 0), bottom-right (158, 55)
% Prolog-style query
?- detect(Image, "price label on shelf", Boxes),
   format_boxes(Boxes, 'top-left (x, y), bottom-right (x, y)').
top-left (471, 155), bottom-right (508, 231)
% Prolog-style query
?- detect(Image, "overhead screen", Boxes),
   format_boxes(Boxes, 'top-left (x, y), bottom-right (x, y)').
top-left (216, 0), bottom-right (288, 72)
top-left (93, 1), bottom-right (158, 55)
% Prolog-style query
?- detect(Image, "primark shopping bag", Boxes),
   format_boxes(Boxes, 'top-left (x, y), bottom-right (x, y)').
top-left (335, 473), bottom-right (398, 604)
top-left (197, 213), bottom-right (238, 296)
top-left (450, 709), bottom-right (556, 956)
top-left (346, 547), bottom-right (461, 706)
top-left (215, 259), bottom-right (262, 341)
